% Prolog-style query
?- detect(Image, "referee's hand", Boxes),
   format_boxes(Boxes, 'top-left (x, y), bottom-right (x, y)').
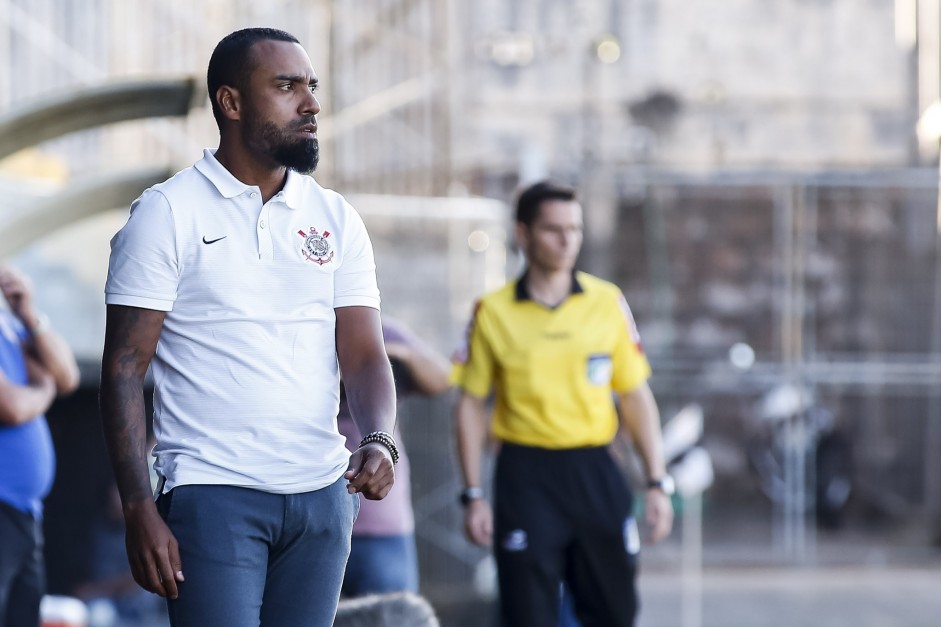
top-left (645, 489), bottom-right (674, 543)
top-left (464, 499), bottom-right (493, 546)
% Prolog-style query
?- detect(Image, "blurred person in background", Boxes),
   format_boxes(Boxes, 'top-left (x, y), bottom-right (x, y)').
top-left (339, 318), bottom-right (450, 597)
top-left (452, 181), bottom-right (673, 626)
top-left (100, 27), bottom-right (396, 627)
top-left (0, 265), bottom-right (80, 627)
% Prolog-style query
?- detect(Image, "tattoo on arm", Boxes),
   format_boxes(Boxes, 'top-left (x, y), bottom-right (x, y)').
top-left (100, 306), bottom-right (165, 505)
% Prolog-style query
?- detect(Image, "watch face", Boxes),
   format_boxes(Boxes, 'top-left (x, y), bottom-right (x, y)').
top-left (650, 475), bottom-right (675, 496)
top-left (662, 475), bottom-right (676, 496)
top-left (460, 487), bottom-right (484, 506)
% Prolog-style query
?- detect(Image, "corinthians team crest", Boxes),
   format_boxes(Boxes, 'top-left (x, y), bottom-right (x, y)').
top-left (297, 227), bottom-right (335, 265)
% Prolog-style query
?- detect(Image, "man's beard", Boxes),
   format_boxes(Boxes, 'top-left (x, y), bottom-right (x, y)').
top-left (250, 117), bottom-right (320, 174)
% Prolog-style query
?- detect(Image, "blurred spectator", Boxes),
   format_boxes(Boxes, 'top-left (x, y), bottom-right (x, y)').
top-left (339, 318), bottom-right (450, 597)
top-left (0, 265), bottom-right (79, 627)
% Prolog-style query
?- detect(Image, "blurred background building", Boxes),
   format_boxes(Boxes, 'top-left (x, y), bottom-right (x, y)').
top-left (2, 0), bottom-right (941, 625)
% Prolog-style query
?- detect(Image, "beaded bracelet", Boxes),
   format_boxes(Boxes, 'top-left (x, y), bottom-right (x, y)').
top-left (359, 430), bottom-right (400, 465)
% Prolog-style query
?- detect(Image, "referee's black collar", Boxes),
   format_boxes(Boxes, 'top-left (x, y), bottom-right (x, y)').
top-left (515, 270), bottom-right (584, 302)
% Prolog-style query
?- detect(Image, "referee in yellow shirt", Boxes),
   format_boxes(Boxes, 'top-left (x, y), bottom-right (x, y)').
top-left (453, 181), bottom-right (674, 627)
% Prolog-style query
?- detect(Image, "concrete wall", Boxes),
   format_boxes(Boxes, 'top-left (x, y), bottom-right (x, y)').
top-left (455, 0), bottom-right (912, 180)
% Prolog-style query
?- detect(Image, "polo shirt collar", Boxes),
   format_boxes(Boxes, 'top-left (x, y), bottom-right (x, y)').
top-left (195, 148), bottom-right (306, 209)
top-left (515, 270), bottom-right (584, 302)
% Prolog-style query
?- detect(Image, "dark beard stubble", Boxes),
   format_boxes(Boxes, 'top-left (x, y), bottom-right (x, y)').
top-left (252, 118), bottom-right (320, 174)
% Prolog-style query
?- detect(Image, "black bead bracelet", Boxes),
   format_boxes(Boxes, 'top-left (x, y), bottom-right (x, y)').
top-left (359, 430), bottom-right (400, 465)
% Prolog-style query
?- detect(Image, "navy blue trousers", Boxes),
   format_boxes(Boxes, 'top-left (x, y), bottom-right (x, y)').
top-left (157, 478), bottom-right (358, 627)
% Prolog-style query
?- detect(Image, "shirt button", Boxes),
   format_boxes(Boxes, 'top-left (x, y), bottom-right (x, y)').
top-left (260, 220), bottom-right (266, 229)
top-left (250, 192), bottom-right (258, 199)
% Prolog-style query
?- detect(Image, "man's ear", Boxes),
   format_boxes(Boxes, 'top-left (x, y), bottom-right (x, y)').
top-left (216, 86), bottom-right (241, 122)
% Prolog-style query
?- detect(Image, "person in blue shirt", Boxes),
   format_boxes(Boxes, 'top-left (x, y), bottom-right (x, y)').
top-left (0, 265), bottom-right (79, 627)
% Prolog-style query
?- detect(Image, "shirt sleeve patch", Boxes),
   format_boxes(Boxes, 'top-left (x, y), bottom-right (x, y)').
top-left (618, 292), bottom-right (644, 353)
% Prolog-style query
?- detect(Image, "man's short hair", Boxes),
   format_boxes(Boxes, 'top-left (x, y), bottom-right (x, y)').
top-left (207, 27), bottom-right (300, 129)
top-left (515, 181), bottom-right (577, 227)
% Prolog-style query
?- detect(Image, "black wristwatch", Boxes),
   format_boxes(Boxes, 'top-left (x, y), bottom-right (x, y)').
top-left (647, 475), bottom-right (676, 496)
top-left (459, 486), bottom-right (485, 506)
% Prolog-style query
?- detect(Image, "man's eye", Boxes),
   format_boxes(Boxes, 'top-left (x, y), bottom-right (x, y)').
top-left (308, 84), bottom-right (318, 93)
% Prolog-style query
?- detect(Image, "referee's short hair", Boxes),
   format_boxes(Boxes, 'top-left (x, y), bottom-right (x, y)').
top-left (515, 181), bottom-right (577, 227)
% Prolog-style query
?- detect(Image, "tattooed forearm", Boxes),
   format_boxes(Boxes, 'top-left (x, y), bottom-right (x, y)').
top-left (100, 365), bottom-right (152, 503)
top-left (99, 305), bottom-right (166, 507)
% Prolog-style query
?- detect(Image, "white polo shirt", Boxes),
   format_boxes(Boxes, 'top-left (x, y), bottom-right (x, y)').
top-left (105, 149), bottom-right (380, 494)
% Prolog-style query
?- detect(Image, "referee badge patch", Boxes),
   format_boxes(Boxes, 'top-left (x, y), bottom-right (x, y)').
top-left (586, 354), bottom-right (612, 386)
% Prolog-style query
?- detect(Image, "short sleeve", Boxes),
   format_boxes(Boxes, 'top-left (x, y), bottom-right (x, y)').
top-left (610, 292), bottom-right (652, 393)
top-left (382, 319), bottom-right (419, 397)
top-left (452, 301), bottom-right (495, 398)
top-left (333, 203), bottom-right (380, 310)
top-left (105, 189), bottom-right (179, 312)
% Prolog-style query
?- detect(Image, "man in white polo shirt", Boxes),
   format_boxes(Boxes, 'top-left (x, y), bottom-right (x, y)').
top-left (100, 28), bottom-right (397, 627)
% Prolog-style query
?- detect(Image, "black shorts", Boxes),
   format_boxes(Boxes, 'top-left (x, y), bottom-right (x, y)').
top-left (493, 443), bottom-right (639, 627)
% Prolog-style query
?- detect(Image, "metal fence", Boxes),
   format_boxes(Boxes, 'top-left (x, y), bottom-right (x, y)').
top-left (608, 168), bottom-right (941, 557)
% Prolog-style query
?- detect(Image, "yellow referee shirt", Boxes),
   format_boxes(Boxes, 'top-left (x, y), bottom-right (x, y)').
top-left (453, 271), bottom-right (651, 449)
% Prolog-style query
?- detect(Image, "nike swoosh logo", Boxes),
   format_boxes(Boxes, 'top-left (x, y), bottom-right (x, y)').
top-left (202, 236), bottom-right (227, 245)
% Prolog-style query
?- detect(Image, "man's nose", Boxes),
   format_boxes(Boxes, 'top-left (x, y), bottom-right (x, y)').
top-left (302, 92), bottom-right (321, 116)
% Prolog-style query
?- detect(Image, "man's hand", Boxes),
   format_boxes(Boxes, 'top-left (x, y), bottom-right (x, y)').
top-left (644, 489), bottom-right (674, 543)
top-left (2, 265), bottom-right (80, 394)
top-left (464, 499), bottom-right (493, 547)
top-left (0, 265), bottom-right (38, 327)
top-left (122, 500), bottom-right (184, 599)
top-left (344, 443), bottom-right (395, 500)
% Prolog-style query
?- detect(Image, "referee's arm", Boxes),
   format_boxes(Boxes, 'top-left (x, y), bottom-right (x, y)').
top-left (455, 391), bottom-right (493, 546)
top-left (619, 382), bottom-right (674, 543)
